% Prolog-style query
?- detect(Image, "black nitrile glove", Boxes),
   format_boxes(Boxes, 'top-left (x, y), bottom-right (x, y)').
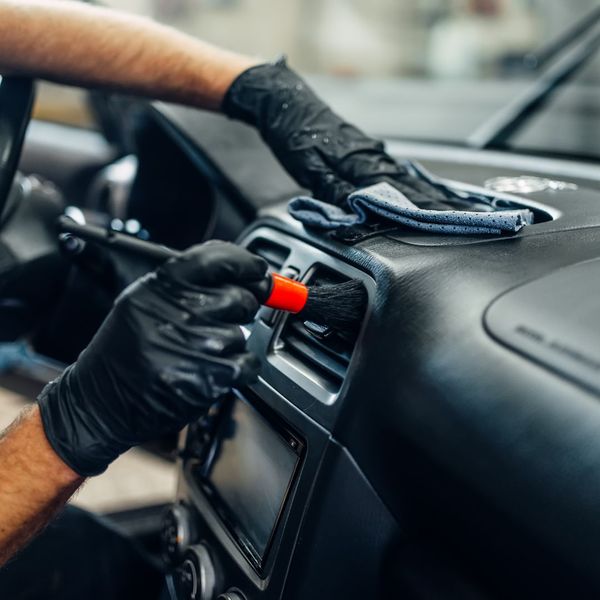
top-left (222, 59), bottom-right (455, 210)
top-left (38, 241), bottom-right (268, 477)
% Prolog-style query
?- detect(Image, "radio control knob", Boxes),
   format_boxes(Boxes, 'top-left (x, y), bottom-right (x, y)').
top-left (217, 592), bottom-right (245, 600)
top-left (161, 503), bottom-right (197, 565)
top-left (174, 544), bottom-right (216, 600)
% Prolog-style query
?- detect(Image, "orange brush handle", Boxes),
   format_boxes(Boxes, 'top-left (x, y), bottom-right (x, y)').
top-left (264, 273), bottom-right (309, 313)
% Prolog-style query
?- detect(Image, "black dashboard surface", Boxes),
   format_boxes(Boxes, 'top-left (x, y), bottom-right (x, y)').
top-left (253, 200), bottom-right (600, 591)
top-left (153, 102), bottom-right (600, 593)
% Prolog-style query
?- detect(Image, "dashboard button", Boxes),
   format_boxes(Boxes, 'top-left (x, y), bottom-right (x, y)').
top-left (173, 544), bottom-right (216, 600)
top-left (161, 503), bottom-right (197, 565)
top-left (176, 558), bottom-right (198, 599)
top-left (217, 592), bottom-right (245, 600)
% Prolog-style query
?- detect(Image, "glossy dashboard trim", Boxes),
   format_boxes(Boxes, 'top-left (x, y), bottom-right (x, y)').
top-left (241, 227), bottom-right (376, 425)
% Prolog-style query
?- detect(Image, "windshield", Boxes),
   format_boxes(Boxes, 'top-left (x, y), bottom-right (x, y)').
top-left (103, 0), bottom-right (600, 160)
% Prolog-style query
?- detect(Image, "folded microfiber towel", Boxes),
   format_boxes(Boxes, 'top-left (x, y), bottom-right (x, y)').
top-left (288, 161), bottom-right (534, 235)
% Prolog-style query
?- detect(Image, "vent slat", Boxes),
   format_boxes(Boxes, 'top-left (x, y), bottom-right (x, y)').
top-left (275, 266), bottom-right (362, 392)
top-left (283, 333), bottom-right (347, 382)
top-left (288, 321), bottom-right (351, 367)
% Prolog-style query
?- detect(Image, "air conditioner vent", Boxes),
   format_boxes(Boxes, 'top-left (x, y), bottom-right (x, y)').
top-left (276, 268), bottom-right (364, 391)
top-left (247, 238), bottom-right (289, 271)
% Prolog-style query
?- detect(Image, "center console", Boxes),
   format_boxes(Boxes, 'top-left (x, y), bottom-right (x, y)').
top-left (160, 226), bottom-right (397, 600)
top-left (192, 390), bottom-right (303, 575)
top-left (164, 387), bottom-right (308, 600)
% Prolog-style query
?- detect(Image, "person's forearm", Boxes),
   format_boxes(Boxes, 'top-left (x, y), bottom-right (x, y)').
top-left (0, 0), bottom-right (259, 110)
top-left (0, 405), bottom-right (82, 566)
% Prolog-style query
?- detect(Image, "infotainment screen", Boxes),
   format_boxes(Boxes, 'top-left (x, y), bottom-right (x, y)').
top-left (199, 393), bottom-right (303, 568)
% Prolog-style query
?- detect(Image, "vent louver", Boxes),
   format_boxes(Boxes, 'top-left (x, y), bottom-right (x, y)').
top-left (276, 268), bottom-right (362, 392)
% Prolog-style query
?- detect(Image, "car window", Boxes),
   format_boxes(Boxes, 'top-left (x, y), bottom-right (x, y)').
top-left (511, 50), bottom-right (600, 160)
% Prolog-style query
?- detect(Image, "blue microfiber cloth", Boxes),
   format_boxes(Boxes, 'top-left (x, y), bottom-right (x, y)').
top-left (289, 161), bottom-right (534, 235)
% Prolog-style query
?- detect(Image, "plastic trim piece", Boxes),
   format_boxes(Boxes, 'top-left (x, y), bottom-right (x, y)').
top-left (241, 227), bottom-right (375, 407)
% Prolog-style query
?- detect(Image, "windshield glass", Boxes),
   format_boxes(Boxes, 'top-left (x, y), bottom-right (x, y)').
top-left (104, 0), bottom-right (600, 159)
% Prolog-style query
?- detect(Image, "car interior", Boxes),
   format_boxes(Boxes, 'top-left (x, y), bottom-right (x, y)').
top-left (2, 5), bottom-right (600, 597)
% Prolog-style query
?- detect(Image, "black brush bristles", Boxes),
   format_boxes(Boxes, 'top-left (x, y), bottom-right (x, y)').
top-left (299, 279), bottom-right (367, 331)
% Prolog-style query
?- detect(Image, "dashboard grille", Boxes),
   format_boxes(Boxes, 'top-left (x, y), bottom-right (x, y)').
top-left (277, 268), bottom-right (361, 391)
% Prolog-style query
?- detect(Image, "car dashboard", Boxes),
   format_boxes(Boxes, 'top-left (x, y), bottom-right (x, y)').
top-left (136, 102), bottom-right (600, 600)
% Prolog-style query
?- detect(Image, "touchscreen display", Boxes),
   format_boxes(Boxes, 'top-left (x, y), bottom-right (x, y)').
top-left (204, 395), bottom-right (301, 563)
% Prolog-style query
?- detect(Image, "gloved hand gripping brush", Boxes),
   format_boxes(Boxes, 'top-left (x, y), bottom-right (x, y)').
top-left (59, 223), bottom-right (367, 332)
top-left (43, 238), bottom-right (367, 477)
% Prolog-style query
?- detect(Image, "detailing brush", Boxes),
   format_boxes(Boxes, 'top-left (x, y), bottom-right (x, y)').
top-left (58, 218), bottom-right (368, 331)
top-left (251, 273), bottom-right (367, 331)
top-left (304, 279), bottom-right (367, 331)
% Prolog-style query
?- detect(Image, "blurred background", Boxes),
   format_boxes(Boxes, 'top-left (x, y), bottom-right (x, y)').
top-left (34, 0), bottom-right (600, 159)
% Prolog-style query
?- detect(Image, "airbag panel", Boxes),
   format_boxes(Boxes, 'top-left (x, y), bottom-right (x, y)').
top-left (485, 258), bottom-right (600, 395)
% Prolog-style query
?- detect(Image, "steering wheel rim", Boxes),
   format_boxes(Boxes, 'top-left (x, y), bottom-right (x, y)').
top-left (0, 76), bottom-right (35, 219)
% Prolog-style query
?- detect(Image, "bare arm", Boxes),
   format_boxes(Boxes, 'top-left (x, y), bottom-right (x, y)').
top-left (0, 405), bottom-right (83, 566)
top-left (0, 0), bottom-right (258, 110)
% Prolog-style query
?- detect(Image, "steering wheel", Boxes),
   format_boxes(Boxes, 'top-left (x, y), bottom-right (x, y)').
top-left (0, 76), bottom-right (35, 221)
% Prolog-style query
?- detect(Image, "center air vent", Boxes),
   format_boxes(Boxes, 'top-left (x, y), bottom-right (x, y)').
top-left (242, 226), bottom-right (372, 409)
top-left (275, 268), bottom-right (364, 394)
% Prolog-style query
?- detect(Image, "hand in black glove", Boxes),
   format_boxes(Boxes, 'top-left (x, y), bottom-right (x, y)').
top-left (38, 241), bottom-right (268, 477)
top-left (222, 59), bottom-right (454, 210)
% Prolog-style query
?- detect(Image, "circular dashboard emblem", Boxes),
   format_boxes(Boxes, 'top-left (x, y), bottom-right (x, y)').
top-left (484, 176), bottom-right (578, 193)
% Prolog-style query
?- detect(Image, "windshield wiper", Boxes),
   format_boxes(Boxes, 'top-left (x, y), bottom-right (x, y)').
top-left (468, 19), bottom-right (600, 150)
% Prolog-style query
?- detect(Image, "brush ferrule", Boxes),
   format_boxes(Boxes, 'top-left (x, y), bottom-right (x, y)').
top-left (264, 273), bottom-right (308, 313)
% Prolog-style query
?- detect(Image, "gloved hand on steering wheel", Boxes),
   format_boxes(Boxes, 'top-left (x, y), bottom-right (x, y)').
top-left (38, 241), bottom-right (267, 477)
top-left (222, 58), bottom-right (454, 210)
